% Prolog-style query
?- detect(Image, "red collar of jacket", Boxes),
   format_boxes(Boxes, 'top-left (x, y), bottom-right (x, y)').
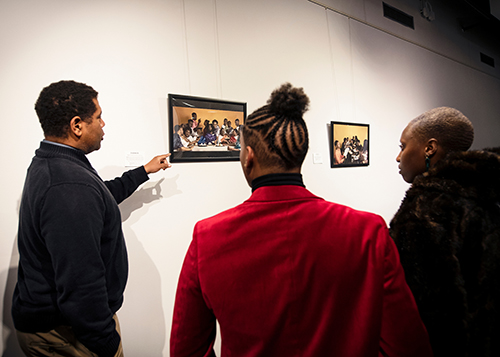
top-left (246, 185), bottom-right (321, 203)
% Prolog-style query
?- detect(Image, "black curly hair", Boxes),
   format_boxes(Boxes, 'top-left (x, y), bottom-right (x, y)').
top-left (242, 83), bottom-right (310, 170)
top-left (35, 80), bottom-right (98, 138)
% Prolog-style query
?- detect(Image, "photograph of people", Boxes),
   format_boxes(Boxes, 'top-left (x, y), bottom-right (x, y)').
top-left (171, 108), bottom-right (244, 153)
top-left (332, 124), bottom-right (369, 167)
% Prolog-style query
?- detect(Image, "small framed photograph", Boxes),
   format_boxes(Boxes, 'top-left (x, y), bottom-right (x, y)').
top-left (330, 121), bottom-right (369, 168)
top-left (168, 93), bottom-right (246, 163)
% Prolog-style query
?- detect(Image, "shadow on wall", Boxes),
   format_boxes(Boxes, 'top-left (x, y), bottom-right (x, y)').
top-left (2, 241), bottom-right (23, 357)
top-left (1, 173), bottom-right (181, 357)
top-left (117, 173), bottom-right (182, 356)
top-left (2, 195), bottom-right (23, 357)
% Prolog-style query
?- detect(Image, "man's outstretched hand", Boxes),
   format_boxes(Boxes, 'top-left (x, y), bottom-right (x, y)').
top-left (144, 154), bottom-right (172, 174)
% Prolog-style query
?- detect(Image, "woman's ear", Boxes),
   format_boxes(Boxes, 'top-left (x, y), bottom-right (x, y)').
top-left (425, 138), bottom-right (439, 157)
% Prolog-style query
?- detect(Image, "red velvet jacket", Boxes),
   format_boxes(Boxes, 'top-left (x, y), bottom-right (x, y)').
top-left (171, 185), bottom-right (431, 357)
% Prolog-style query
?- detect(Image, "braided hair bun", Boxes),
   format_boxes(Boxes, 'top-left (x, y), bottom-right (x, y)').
top-left (243, 83), bottom-right (310, 170)
top-left (267, 83), bottom-right (310, 118)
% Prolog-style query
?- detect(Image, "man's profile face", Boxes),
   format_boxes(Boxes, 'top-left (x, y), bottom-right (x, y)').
top-left (80, 98), bottom-right (105, 154)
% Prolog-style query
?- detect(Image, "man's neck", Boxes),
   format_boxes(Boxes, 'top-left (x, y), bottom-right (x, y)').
top-left (251, 172), bottom-right (305, 192)
top-left (44, 136), bottom-right (80, 150)
top-left (249, 166), bottom-right (301, 183)
top-left (43, 138), bottom-right (78, 151)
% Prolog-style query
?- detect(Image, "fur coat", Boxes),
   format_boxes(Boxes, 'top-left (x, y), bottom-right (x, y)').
top-left (390, 148), bottom-right (500, 357)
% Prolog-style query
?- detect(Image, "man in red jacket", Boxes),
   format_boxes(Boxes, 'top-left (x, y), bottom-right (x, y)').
top-left (170, 83), bottom-right (432, 357)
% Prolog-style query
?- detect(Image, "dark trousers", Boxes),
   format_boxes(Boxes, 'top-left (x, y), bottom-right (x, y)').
top-left (16, 314), bottom-right (124, 357)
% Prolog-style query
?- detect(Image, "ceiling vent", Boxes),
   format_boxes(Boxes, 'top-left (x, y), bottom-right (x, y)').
top-left (383, 2), bottom-right (415, 29)
top-left (480, 52), bottom-right (495, 67)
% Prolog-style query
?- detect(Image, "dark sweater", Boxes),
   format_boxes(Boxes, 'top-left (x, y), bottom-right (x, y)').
top-left (12, 141), bottom-right (149, 357)
top-left (390, 148), bottom-right (500, 357)
top-left (251, 172), bottom-right (305, 192)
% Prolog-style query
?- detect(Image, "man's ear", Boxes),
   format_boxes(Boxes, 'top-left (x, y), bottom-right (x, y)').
top-left (243, 145), bottom-right (261, 181)
top-left (425, 138), bottom-right (439, 157)
top-left (70, 116), bottom-right (83, 138)
top-left (243, 145), bottom-right (255, 171)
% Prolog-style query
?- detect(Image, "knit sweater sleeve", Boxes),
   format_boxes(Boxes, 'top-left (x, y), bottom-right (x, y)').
top-left (41, 183), bottom-right (121, 357)
top-left (104, 166), bottom-right (149, 204)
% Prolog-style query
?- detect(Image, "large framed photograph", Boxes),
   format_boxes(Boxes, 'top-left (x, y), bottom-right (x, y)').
top-left (330, 121), bottom-right (369, 168)
top-left (168, 93), bottom-right (246, 163)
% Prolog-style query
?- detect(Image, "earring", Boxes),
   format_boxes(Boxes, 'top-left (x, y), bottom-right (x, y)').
top-left (425, 155), bottom-right (430, 171)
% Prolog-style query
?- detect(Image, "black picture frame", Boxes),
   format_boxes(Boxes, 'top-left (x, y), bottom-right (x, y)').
top-left (330, 121), bottom-right (369, 168)
top-left (168, 93), bottom-right (246, 163)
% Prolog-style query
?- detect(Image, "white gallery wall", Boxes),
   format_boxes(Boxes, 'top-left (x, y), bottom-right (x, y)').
top-left (1, 0), bottom-right (499, 355)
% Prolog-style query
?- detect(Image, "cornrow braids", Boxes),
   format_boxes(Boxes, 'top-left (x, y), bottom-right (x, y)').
top-left (242, 83), bottom-right (310, 170)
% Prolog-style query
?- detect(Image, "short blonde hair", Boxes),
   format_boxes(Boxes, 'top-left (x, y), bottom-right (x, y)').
top-left (408, 107), bottom-right (474, 152)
